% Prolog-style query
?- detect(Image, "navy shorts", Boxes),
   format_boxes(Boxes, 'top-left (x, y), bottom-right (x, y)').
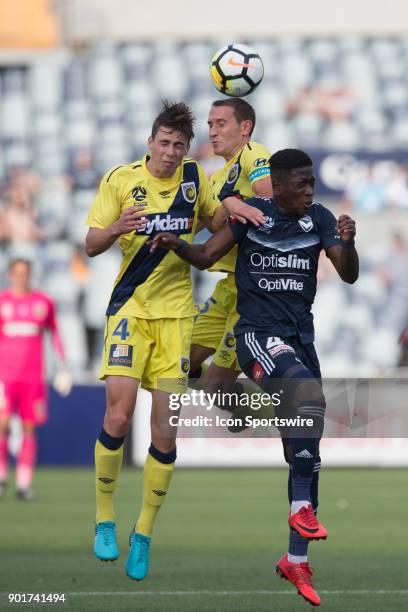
top-left (236, 332), bottom-right (321, 382)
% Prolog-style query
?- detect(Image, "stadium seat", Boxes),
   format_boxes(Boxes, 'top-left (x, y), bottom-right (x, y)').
top-left (29, 62), bottom-right (62, 110)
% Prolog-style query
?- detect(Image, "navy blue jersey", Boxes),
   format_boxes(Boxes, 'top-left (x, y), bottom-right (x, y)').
top-left (229, 197), bottom-right (340, 344)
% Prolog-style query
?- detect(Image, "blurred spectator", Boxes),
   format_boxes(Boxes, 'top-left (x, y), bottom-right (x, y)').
top-left (193, 142), bottom-right (223, 178)
top-left (341, 164), bottom-right (387, 213)
top-left (68, 148), bottom-right (99, 191)
top-left (0, 167), bottom-right (44, 247)
top-left (386, 164), bottom-right (408, 209)
top-left (286, 83), bottom-right (358, 121)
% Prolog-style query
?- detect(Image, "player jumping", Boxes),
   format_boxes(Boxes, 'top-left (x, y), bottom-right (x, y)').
top-left (85, 101), bottom-right (262, 581)
top-left (190, 98), bottom-right (272, 428)
top-left (149, 148), bottom-right (359, 606)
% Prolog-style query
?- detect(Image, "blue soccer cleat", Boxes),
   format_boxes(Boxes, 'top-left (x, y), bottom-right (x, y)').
top-left (125, 532), bottom-right (151, 580)
top-left (94, 521), bottom-right (119, 561)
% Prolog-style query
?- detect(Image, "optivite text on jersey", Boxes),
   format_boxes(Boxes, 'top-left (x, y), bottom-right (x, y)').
top-left (258, 278), bottom-right (304, 291)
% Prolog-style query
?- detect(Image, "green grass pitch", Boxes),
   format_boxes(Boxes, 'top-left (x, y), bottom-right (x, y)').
top-left (0, 468), bottom-right (407, 611)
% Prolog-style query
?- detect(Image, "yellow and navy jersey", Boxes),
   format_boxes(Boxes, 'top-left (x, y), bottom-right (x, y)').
top-left (209, 141), bottom-right (271, 273)
top-left (86, 155), bottom-right (218, 319)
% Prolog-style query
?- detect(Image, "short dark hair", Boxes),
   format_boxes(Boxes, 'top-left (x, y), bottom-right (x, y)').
top-left (9, 258), bottom-right (32, 271)
top-left (151, 100), bottom-right (195, 145)
top-left (269, 149), bottom-right (313, 179)
top-left (212, 99), bottom-right (256, 135)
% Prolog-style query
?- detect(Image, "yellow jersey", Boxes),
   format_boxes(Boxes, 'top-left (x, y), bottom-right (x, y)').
top-left (87, 155), bottom-right (218, 319)
top-left (209, 141), bottom-right (270, 273)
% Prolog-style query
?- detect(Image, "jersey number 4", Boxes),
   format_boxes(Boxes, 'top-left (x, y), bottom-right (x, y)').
top-left (112, 318), bottom-right (130, 341)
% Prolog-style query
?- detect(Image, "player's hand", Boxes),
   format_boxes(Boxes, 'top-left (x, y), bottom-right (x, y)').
top-left (223, 196), bottom-right (266, 226)
top-left (113, 205), bottom-right (148, 235)
top-left (149, 232), bottom-right (182, 253)
top-left (53, 370), bottom-right (73, 397)
top-left (336, 214), bottom-right (356, 243)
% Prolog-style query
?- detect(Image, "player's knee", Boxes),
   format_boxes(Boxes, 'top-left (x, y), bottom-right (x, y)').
top-left (293, 379), bottom-right (325, 408)
top-left (104, 410), bottom-right (132, 437)
top-left (150, 433), bottom-right (177, 455)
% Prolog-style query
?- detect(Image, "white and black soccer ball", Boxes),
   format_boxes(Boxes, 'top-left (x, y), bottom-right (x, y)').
top-left (210, 43), bottom-right (264, 97)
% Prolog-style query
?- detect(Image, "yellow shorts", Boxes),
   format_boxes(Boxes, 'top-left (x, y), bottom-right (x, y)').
top-left (100, 315), bottom-right (193, 393)
top-left (191, 273), bottom-right (239, 370)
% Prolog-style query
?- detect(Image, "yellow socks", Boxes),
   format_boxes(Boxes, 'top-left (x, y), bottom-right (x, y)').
top-left (95, 432), bottom-right (124, 524)
top-left (135, 447), bottom-right (176, 537)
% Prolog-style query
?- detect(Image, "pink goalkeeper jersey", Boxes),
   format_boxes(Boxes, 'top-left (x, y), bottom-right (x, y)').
top-left (0, 290), bottom-right (65, 383)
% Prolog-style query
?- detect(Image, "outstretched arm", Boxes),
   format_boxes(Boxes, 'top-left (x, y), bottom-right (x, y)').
top-left (85, 205), bottom-right (147, 257)
top-left (149, 223), bottom-right (237, 270)
top-left (327, 214), bottom-right (359, 284)
top-left (200, 199), bottom-right (265, 232)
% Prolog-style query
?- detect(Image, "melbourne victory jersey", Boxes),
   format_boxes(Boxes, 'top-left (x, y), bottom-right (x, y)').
top-left (229, 198), bottom-right (340, 344)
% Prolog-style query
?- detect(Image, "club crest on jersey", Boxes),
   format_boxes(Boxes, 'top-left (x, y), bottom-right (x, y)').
top-left (224, 332), bottom-right (235, 348)
top-left (181, 357), bottom-right (190, 373)
top-left (227, 164), bottom-right (239, 184)
top-left (298, 215), bottom-right (313, 232)
top-left (181, 182), bottom-right (197, 203)
top-left (260, 216), bottom-right (275, 232)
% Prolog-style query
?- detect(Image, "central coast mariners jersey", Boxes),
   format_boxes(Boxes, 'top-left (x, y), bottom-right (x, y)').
top-left (229, 198), bottom-right (341, 344)
top-left (87, 155), bottom-right (218, 319)
top-left (209, 141), bottom-right (270, 273)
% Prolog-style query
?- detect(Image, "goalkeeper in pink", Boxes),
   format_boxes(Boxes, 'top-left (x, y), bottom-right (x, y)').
top-left (0, 259), bottom-right (70, 500)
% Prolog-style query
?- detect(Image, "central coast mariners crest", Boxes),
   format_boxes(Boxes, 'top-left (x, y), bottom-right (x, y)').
top-left (181, 357), bottom-right (190, 373)
top-left (298, 215), bottom-right (313, 232)
top-left (181, 182), bottom-right (197, 203)
top-left (227, 163), bottom-right (239, 184)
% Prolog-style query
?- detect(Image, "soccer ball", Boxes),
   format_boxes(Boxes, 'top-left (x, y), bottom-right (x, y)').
top-left (210, 43), bottom-right (264, 97)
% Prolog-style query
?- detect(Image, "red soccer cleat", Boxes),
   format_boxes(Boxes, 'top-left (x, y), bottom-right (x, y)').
top-left (276, 554), bottom-right (321, 606)
top-left (288, 504), bottom-right (328, 540)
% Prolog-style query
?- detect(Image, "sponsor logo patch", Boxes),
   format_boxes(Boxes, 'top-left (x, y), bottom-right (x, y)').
top-left (258, 277), bottom-right (304, 292)
top-left (99, 477), bottom-right (114, 484)
top-left (108, 344), bottom-right (133, 367)
top-left (33, 301), bottom-right (47, 318)
top-left (251, 252), bottom-right (310, 271)
top-left (132, 186), bottom-right (147, 202)
top-left (152, 489), bottom-right (167, 497)
top-left (0, 302), bottom-right (14, 319)
top-left (136, 213), bottom-right (194, 235)
top-left (248, 167), bottom-right (270, 182)
top-left (266, 336), bottom-right (296, 358)
top-left (159, 190), bottom-right (171, 198)
top-left (254, 157), bottom-right (268, 167)
top-left (181, 182), bottom-right (197, 203)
